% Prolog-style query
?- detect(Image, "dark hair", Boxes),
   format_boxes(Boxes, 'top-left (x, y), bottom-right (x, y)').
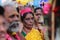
top-left (0, 6), bottom-right (5, 16)
top-left (21, 12), bottom-right (34, 22)
top-left (16, 7), bottom-right (19, 13)
top-left (34, 7), bottom-right (43, 13)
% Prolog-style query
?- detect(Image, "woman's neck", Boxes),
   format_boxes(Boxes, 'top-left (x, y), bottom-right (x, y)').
top-left (23, 26), bottom-right (32, 34)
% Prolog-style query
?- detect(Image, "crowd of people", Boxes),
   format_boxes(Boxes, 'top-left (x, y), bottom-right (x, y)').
top-left (0, 3), bottom-right (50, 40)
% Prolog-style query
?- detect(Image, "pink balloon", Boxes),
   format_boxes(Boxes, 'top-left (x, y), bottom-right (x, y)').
top-left (43, 3), bottom-right (51, 14)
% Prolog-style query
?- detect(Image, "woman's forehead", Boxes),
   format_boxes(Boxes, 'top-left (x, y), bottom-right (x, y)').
top-left (25, 13), bottom-right (33, 18)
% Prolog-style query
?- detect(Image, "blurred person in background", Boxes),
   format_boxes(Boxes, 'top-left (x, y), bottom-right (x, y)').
top-left (20, 7), bottom-right (44, 40)
top-left (34, 7), bottom-right (49, 40)
top-left (16, 4), bottom-right (25, 13)
top-left (0, 6), bottom-right (7, 40)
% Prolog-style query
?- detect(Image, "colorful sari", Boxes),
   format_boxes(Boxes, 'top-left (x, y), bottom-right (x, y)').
top-left (22, 28), bottom-right (44, 40)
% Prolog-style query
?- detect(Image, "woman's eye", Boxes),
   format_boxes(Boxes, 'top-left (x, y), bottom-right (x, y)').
top-left (25, 18), bottom-right (30, 20)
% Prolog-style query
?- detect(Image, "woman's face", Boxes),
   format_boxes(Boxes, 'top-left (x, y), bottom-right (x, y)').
top-left (24, 13), bottom-right (34, 28)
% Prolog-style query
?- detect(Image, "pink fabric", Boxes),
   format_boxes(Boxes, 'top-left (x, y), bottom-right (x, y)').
top-left (20, 7), bottom-right (32, 16)
top-left (6, 34), bottom-right (12, 40)
top-left (15, 34), bottom-right (21, 40)
top-left (6, 34), bottom-right (20, 40)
